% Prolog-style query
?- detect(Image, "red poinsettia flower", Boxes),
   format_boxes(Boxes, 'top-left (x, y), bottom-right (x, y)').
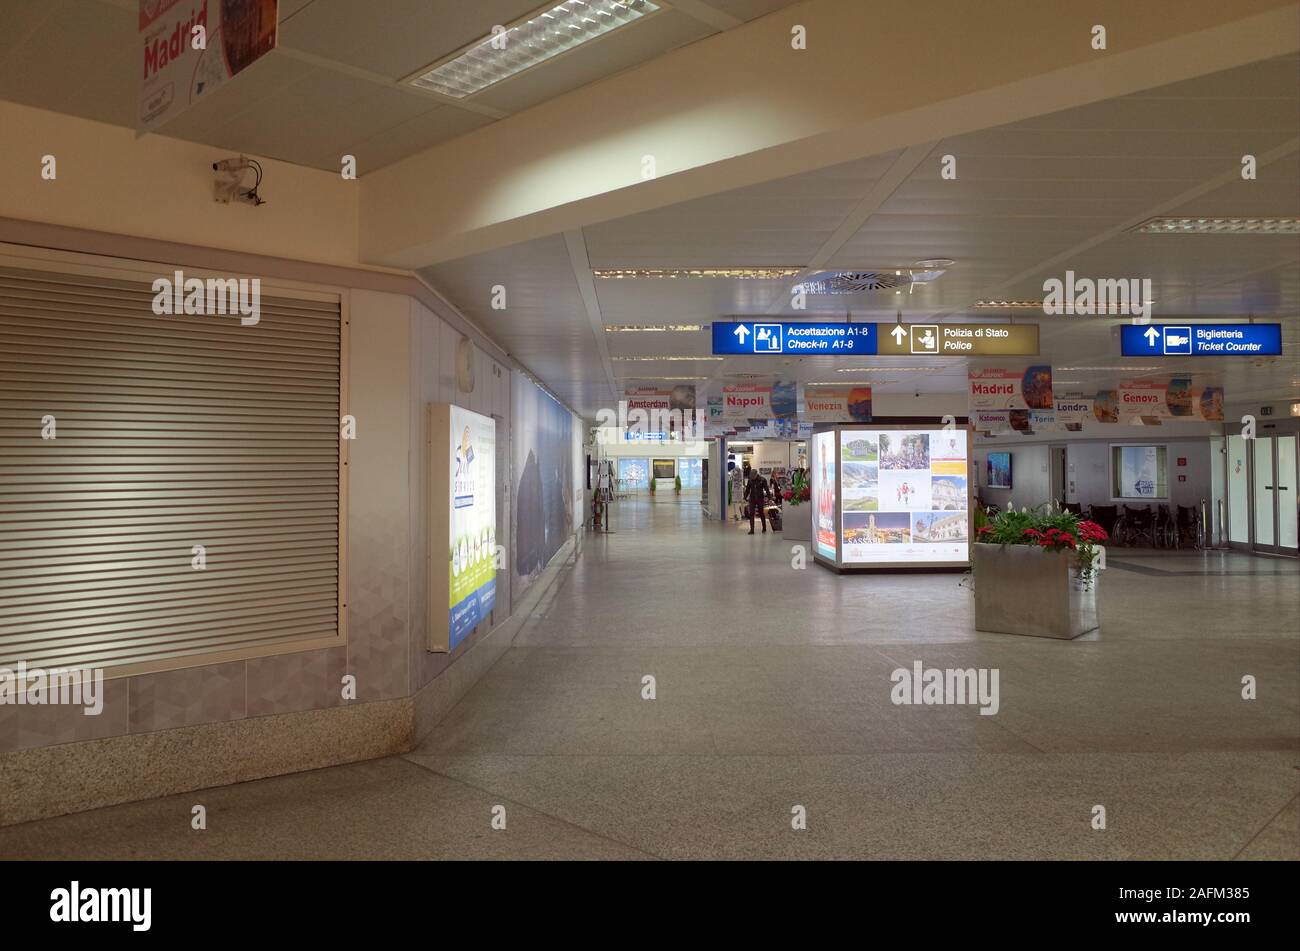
top-left (977, 525), bottom-right (993, 535)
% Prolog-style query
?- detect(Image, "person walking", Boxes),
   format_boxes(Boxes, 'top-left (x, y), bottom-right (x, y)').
top-left (745, 468), bottom-right (771, 534)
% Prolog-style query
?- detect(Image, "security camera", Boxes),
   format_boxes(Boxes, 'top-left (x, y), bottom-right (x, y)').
top-left (211, 155), bottom-right (266, 206)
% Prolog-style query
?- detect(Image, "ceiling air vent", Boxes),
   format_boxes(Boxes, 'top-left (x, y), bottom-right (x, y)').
top-left (801, 270), bottom-right (906, 293)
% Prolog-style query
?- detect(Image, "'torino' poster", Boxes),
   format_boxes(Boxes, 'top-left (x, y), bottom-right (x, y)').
top-left (449, 406), bottom-right (496, 650)
top-left (839, 428), bottom-right (969, 565)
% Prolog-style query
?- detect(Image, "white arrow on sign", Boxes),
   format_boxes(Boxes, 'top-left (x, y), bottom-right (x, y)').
top-left (1144, 327), bottom-right (1160, 345)
top-left (733, 325), bottom-right (750, 345)
top-left (890, 325), bottom-right (907, 344)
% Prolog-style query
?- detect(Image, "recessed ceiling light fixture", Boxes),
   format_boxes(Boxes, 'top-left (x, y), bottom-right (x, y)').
top-left (808, 381), bottom-right (896, 386)
top-left (610, 355), bottom-right (725, 362)
top-left (604, 324), bottom-right (703, 332)
top-left (622, 375), bottom-right (708, 381)
top-left (972, 300), bottom-right (1045, 309)
top-left (407, 0), bottom-right (662, 99)
top-left (1129, 216), bottom-right (1300, 235)
top-left (1057, 366), bottom-right (1163, 372)
top-left (593, 267), bottom-right (803, 280)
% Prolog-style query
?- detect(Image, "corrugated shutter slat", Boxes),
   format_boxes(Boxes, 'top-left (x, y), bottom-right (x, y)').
top-left (0, 264), bottom-right (342, 673)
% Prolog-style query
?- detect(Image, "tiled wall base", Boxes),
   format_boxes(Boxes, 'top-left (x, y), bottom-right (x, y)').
top-left (0, 698), bottom-right (413, 827)
top-left (0, 533), bottom-right (580, 828)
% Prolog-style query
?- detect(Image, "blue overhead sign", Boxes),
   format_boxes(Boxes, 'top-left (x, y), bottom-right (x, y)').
top-left (711, 321), bottom-right (877, 355)
top-left (1120, 323), bottom-right (1282, 356)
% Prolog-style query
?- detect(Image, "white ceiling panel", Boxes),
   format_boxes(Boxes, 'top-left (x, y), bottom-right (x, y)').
top-left (0, 0), bottom-right (757, 173)
top-left (426, 54), bottom-right (1300, 417)
top-left (277, 0), bottom-right (545, 82)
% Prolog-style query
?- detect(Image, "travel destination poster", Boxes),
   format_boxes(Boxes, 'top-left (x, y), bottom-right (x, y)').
top-left (802, 386), bottom-right (873, 423)
top-left (968, 366), bottom-right (1054, 411)
top-left (1117, 379), bottom-right (1225, 423)
top-left (720, 381), bottom-right (798, 420)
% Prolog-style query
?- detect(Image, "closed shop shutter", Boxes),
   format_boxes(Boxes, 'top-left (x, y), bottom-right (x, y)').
top-left (0, 262), bottom-right (345, 675)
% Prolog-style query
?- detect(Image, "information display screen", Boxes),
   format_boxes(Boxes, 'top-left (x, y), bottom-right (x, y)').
top-left (838, 427), bottom-right (970, 565)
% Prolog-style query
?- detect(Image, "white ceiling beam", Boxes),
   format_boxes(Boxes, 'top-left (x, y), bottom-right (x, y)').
top-left (762, 141), bottom-right (939, 314)
top-left (564, 229), bottom-right (621, 404)
top-left (666, 0), bottom-right (744, 31)
top-left (359, 0), bottom-right (1300, 270)
top-left (945, 136), bottom-right (1300, 317)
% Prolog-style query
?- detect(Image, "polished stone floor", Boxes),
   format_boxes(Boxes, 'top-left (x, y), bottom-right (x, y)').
top-left (2, 500), bottom-right (1297, 859)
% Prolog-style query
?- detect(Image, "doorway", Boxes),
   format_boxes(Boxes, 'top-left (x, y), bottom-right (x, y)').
top-left (1227, 428), bottom-right (1299, 556)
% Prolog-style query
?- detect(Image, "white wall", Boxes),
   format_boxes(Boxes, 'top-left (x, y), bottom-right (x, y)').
top-left (0, 101), bottom-right (363, 268)
top-left (974, 433), bottom-right (1217, 521)
top-left (407, 295), bottom-right (513, 690)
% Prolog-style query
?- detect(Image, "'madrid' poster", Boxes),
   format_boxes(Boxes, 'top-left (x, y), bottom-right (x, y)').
top-left (449, 406), bottom-right (496, 650)
top-left (968, 366), bottom-right (1054, 411)
top-left (139, 0), bottom-right (278, 132)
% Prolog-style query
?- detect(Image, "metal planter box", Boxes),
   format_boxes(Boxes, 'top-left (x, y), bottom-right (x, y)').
top-left (782, 503), bottom-right (811, 542)
top-left (972, 542), bottom-right (1098, 639)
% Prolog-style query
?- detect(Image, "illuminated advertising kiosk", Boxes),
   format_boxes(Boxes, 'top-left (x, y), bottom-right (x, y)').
top-left (810, 422), bottom-right (975, 572)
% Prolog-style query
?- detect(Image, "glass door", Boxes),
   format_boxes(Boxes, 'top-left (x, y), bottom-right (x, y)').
top-left (1253, 437), bottom-right (1275, 548)
top-left (1272, 435), bottom-right (1298, 554)
top-left (1251, 434), bottom-right (1299, 555)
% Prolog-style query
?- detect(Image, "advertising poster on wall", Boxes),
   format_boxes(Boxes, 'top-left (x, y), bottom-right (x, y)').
top-left (839, 428), bottom-right (970, 565)
top-left (802, 387), bottom-right (873, 423)
top-left (139, 0), bottom-right (279, 132)
top-left (1116, 445), bottom-right (1164, 498)
top-left (812, 430), bottom-right (838, 559)
top-left (679, 458), bottom-right (704, 489)
top-left (512, 380), bottom-right (575, 609)
top-left (447, 406), bottom-right (496, 650)
top-left (968, 366), bottom-right (1054, 411)
top-left (617, 458), bottom-right (648, 489)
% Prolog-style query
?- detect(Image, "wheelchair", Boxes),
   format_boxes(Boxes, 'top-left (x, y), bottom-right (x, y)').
top-left (1116, 504), bottom-right (1155, 547)
top-left (1174, 505), bottom-right (1202, 550)
top-left (1154, 504), bottom-right (1177, 549)
top-left (1087, 504), bottom-right (1119, 543)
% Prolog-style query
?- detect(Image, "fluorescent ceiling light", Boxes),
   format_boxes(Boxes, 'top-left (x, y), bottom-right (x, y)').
top-left (972, 299), bottom-right (1154, 313)
top-left (1129, 216), bottom-right (1300, 235)
top-left (408, 0), bottom-right (661, 99)
top-left (593, 268), bottom-right (804, 280)
top-left (835, 366), bottom-right (946, 373)
top-left (610, 356), bottom-right (725, 362)
top-left (1058, 366), bottom-right (1163, 371)
top-left (972, 300), bottom-right (1045, 309)
top-left (808, 381), bottom-right (894, 386)
top-left (622, 375), bottom-right (708, 381)
top-left (605, 324), bottom-right (703, 332)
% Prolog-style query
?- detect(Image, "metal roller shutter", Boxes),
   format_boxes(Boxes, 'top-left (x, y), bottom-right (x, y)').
top-left (0, 263), bottom-right (344, 675)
